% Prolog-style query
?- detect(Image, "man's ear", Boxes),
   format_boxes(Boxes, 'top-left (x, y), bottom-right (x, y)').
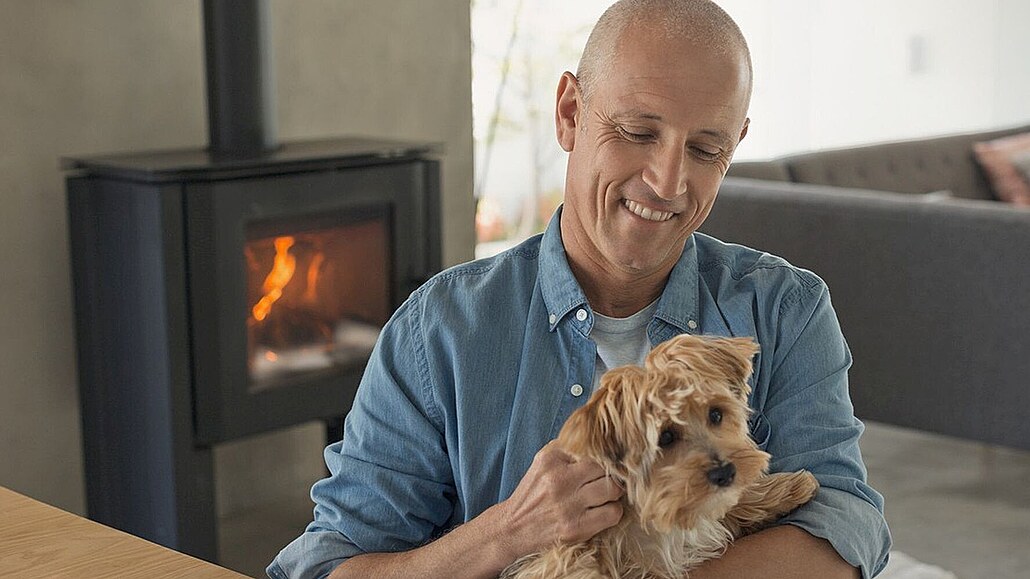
top-left (555, 71), bottom-right (581, 153)
top-left (738, 117), bottom-right (750, 143)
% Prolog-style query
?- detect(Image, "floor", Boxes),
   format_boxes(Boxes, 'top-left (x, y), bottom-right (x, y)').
top-left (219, 421), bottom-right (1030, 578)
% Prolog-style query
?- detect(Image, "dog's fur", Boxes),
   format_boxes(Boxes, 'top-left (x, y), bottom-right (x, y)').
top-left (501, 334), bottom-right (818, 579)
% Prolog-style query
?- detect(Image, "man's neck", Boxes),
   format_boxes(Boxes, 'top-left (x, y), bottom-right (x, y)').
top-left (569, 259), bottom-right (667, 318)
top-left (558, 211), bottom-right (683, 317)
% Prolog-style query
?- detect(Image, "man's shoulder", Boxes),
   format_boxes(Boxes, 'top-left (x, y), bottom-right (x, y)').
top-left (693, 232), bottom-right (825, 296)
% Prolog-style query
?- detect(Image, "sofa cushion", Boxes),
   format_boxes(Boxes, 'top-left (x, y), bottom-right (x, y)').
top-left (1014, 151), bottom-right (1030, 192)
top-left (973, 132), bottom-right (1030, 206)
top-left (1015, 150), bottom-right (1030, 178)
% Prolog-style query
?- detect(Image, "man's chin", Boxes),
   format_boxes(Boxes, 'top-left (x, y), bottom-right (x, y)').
top-left (603, 237), bottom-right (682, 273)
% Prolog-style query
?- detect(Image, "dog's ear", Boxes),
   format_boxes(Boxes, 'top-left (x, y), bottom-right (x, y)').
top-left (647, 334), bottom-right (759, 402)
top-left (557, 365), bottom-right (648, 476)
top-left (704, 336), bottom-right (759, 401)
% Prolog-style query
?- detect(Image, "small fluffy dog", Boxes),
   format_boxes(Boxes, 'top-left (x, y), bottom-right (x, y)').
top-left (502, 334), bottom-right (818, 579)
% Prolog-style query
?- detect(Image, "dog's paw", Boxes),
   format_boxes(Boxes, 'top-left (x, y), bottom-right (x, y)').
top-left (782, 470), bottom-right (819, 504)
top-left (760, 470), bottom-right (819, 510)
top-left (721, 471), bottom-right (819, 537)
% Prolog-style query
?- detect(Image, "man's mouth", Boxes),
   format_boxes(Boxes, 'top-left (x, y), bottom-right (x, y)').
top-left (623, 199), bottom-right (675, 222)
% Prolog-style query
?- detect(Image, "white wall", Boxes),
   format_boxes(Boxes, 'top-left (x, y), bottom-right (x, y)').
top-left (0, 0), bottom-right (474, 515)
top-left (723, 0), bottom-right (1030, 159)
top-left (994, 0), bottom-right (1030, 124)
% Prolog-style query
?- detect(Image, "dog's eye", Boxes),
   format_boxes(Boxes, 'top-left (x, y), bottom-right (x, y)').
top-left (658, 429), bottom-right (677, 448)
top-left (709, 408), bottom-right (723, 425)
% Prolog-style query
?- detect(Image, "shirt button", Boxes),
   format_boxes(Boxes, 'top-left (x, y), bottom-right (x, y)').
top-left (576, 309), bottom-right (588, 321)
top-left (548, 313), bottom-right (557, 324)
top-left (570, 384), bottom-right (584, 397)
top-left (687, 320), bottom-right (698, 330)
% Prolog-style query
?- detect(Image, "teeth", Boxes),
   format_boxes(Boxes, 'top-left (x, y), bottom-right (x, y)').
top-left (624, 199), bottom-right (674, 222)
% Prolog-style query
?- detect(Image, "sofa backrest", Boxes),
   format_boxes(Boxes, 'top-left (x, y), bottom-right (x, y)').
top-left (782, 124), bottom-right (1030, 200)
top-left (722, 160), bottom-right (791, 182)
top-left (701, 177), bottom-right (1030, 449)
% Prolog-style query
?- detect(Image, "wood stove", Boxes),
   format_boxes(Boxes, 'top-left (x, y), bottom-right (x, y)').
top-left (65, 138), bottom-right (441, 562)
top-left (64, 0), bottom-right (444, 563)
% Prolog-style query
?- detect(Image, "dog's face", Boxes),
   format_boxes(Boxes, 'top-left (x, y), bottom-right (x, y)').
top-left (558, 334), bottom-right (769, 532)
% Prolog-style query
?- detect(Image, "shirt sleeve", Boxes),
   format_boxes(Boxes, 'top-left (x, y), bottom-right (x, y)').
top-left (760, 278), bottom-right (892, 578)
top-left (267, 290), bottom-right (456, 579)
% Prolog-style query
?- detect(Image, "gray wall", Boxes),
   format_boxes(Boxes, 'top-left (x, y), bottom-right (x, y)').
top-left (0, 0), bottom-right (474, 516)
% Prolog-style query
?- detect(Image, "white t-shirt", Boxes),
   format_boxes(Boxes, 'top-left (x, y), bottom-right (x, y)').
top-left (589, 299), bottom-right (659, 392)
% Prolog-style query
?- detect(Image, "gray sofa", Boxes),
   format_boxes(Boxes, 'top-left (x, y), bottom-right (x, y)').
top-left (701, 125), bottom-right (1030, 451)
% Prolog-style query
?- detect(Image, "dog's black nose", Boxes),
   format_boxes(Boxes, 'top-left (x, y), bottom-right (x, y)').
top-left (706, 462), bottom-right (736, 487)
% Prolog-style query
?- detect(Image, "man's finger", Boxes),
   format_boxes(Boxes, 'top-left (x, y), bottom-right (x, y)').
top-left (567, 456), bottom-right (607, 481)
top-left (579, 500), bottom-right (624, 535)
top-left (579, 475), bottom-right (624, 507)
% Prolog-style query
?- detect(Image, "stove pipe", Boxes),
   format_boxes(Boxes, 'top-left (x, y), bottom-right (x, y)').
top-left (203, 0), bottom-right (278, 157)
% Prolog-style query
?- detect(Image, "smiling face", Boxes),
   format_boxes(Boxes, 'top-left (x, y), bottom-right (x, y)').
top-left (556, 23), bottom-right (751, 295)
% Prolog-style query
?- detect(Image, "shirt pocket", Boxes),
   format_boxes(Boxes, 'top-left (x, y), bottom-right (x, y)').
top-left (748, 411), bottom-right (771, 451)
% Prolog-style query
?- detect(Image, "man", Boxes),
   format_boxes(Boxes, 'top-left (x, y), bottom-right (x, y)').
top-left (269, 1), bottom-right (892, 578)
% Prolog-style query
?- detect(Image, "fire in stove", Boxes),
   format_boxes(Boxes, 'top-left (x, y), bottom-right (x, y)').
top-left (244, 219), bottom-right (389, 390)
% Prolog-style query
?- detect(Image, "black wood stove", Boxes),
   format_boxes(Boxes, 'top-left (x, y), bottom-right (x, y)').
top-left (64, 0), bottom-right (443, 563)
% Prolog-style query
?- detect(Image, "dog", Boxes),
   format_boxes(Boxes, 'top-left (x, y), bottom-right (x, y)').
top-left (501, 334), bottom-right (819, 579)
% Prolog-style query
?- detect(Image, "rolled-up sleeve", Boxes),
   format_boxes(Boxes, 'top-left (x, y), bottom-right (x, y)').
top-left (762, 278), bottom-right (892, 578)
top-left (268, 290), bottom-right (456, 579)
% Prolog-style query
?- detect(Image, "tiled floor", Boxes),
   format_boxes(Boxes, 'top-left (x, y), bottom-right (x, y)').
top-left (220, 421), bottom-right (1030, 578)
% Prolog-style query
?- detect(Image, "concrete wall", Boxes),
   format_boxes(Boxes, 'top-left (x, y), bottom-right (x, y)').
top-left (0, 0), bottom-right (473, 516)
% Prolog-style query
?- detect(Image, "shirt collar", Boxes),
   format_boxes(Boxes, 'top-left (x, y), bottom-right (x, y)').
top-left (653, 235), bottom-right (700, 336)
top-left (538, 206), bottom-right (700, 336)
top-left (539, 207), bottom-right (589, 332)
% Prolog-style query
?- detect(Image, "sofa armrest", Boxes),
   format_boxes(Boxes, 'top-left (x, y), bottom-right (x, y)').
top-left (701, 178), bottom-right (1030, 450)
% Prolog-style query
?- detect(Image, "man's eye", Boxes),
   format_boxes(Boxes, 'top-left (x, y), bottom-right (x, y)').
top-left (692, 147), bottom-right (721, 161)
top-left (618, 127), bottom-right (653, 142)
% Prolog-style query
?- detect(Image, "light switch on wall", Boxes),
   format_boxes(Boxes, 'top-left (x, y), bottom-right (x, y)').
top-left (908, 34), bottom-right (927, 75)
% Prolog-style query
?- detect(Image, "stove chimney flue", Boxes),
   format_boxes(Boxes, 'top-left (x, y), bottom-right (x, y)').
top-left (203, 0), bottom-right (278, 157)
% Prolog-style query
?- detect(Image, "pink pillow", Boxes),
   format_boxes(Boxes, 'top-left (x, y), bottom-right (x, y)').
top-left (973, 132), bottom-right (1030, 206)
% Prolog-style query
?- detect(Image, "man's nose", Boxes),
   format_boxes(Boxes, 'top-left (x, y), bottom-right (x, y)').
top-left (642, 146), bottom-right (688, 200)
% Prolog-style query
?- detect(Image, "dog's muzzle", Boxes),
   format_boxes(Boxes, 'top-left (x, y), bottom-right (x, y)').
top-left (706, 462), bottom-right (736, 487)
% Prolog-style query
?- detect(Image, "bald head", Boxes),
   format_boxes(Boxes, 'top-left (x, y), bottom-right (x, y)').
top-left (576, 0), bottom-right (753, 104)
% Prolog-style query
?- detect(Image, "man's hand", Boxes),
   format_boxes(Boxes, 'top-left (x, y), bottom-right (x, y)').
top-left (495, 440), bottom-right (625, 559)
top-left (330, 441), bottom-right (623, 579)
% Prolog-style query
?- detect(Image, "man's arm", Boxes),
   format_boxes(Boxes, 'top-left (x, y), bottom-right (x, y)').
top-left (268, 288), bottom-right (621, 579)
top-left (329, 442), bottom-right (623, 579)
top-left (712, 275), bottom-right (891, 579)
top-left (327, 502), bottom-right (512, 579)
top-left (689, 526), bottom-right (859, 579)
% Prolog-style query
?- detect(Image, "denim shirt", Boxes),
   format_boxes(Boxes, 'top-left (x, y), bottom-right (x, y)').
top-left (268, 210), bottom-right (892, 579)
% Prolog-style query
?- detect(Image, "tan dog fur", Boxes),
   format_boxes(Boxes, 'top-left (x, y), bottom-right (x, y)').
top-left (501, 334), bottom-right (818, 579)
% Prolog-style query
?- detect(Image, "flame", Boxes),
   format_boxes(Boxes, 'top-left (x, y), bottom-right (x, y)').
top-left (303, 252), bottom-right (325, 303)
top-left (252, 236), bottom-right (296, 322)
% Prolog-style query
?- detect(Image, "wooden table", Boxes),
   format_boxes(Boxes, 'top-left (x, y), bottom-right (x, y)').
top-left (0, 486), bottom-right (249, 578)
